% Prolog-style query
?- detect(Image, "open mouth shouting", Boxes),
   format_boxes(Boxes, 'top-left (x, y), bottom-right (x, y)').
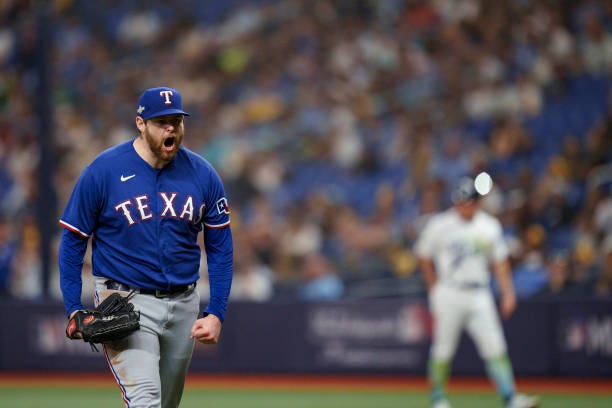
top-left (139, 114), bottom-right (185, 166)
top-left (163, 136), bottom-right (177, 152)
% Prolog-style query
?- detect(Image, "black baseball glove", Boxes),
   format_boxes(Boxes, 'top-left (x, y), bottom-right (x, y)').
top-left (66, 292), bottom-right (140, 351)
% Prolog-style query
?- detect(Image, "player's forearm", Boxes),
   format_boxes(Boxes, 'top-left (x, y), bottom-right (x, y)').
top-left (493, 259), bottom-right (515, 297)
top-left (203, 227), bottom-right (234, 322)
top-left (58, 228), bottom-right (88, 317)
top-left (493, 259), bottom-right (517, 318)
top-left (418, 258), bottom-right (437, 290)
top-left (205, 264), bottom-right (232, 322)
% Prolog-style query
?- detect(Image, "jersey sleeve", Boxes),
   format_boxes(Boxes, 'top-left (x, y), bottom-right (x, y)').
top-left (58, 165), bottom-right (103, 237)
top-left (58, 165), bottom-right (102, 317)
top-left (203, 226), bottom-right (233, 322)
top-left (58, 228), bottom-right (88, 317)
top-left (414, 218), bottom-right (438, 258)
top-left (201, 165), bottom-right (233, 321)
top-left (202, 167), bottom-right (231, 229)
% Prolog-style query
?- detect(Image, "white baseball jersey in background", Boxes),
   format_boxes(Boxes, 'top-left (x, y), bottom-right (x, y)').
top-left (415, 208), bottom-right (508, 287)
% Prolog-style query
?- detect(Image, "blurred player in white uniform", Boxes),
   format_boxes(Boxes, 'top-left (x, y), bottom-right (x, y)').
top-left (414, 175), bottom-right (538, 408)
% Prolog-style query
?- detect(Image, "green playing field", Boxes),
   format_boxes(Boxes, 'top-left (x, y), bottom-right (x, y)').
top-left (1, 386), bottom-right (611, 408)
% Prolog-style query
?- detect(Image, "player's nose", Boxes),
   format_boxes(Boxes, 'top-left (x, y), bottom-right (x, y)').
top-left (162, 123), bottom-right (177, 132)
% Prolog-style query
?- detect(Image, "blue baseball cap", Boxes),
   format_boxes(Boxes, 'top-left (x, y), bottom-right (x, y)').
top-left (136, 86), bottom-right (190, 120)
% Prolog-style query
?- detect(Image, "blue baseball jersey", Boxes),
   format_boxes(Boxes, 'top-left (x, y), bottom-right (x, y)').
top-left (59, 140), bottom-right (233, 319)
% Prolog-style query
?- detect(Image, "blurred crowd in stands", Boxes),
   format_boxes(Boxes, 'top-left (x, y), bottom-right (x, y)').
top-left (1, 0), bottom-right (611, 303)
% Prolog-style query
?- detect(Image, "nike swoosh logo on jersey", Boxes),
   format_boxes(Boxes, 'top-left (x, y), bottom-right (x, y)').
top-left (120, 174), bottom-right (136, 182)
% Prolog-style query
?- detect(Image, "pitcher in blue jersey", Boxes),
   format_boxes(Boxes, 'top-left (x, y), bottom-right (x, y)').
top-left (58, 86), bottom-right (233, 407)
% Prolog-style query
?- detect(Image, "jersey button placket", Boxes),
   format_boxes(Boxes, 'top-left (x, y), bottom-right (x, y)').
top-left (156, 169), bottom-right (168, 286)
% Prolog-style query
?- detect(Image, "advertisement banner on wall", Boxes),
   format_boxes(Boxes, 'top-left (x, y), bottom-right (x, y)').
top-left (558, 300), bottom-right (612, 376)
top-left (0, 300), bottom-right (106, 371)
top-left (0, 297), bottom-right (610, 376)
top-left (303, 299), bottom-right (431, 373)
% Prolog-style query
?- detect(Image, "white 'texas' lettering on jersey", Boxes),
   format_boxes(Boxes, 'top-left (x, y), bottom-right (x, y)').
top-left (179, 196), bottom-right (194, 221)
top-left (160, 192), bottom-right (178, 217)
top-left (115, 200), bottom-right (136, 225)
top-left (135, 195), bottom-right (153, 221)
top-left (114, 193), bottom-right (205, 225)
top-left (195, 204), bottom-right (206, 224)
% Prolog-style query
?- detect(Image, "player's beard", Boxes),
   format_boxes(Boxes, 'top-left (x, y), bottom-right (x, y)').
top-left (143, 126), bottom-right (184, 164)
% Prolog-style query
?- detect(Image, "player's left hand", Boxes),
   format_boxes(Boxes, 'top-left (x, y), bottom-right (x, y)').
top-left (190, 314), bottom-right (222, 344)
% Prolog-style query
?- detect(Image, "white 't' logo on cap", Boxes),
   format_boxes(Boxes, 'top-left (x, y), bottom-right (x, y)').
top-left (160, 90), bottom-right (174, 105)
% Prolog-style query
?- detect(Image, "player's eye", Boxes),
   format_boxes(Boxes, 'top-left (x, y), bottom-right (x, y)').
top-left (151, 117), bottom-right (183, 127)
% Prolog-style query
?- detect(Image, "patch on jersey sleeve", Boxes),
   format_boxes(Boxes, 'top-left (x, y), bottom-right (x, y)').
top-left (216, 197), bottom-right (230, 215)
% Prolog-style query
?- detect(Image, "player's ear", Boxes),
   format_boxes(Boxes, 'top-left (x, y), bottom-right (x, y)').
top-left (135, 116), bottom-right (146, 133)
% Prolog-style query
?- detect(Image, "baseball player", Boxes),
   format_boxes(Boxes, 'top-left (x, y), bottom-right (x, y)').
top-left (414, 176), bottom-right (538, 408)
top-left (58, 86), bottom-right (233, 407)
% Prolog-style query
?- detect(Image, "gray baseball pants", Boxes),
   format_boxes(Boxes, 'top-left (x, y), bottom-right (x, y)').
top-left (94, 277), bottom-right (201, 407)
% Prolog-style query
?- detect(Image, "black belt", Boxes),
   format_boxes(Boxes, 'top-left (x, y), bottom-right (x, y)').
top-left (105, 280), bottom-right (195, 298)
top-left (454, 282), bottom-right (487, 290)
